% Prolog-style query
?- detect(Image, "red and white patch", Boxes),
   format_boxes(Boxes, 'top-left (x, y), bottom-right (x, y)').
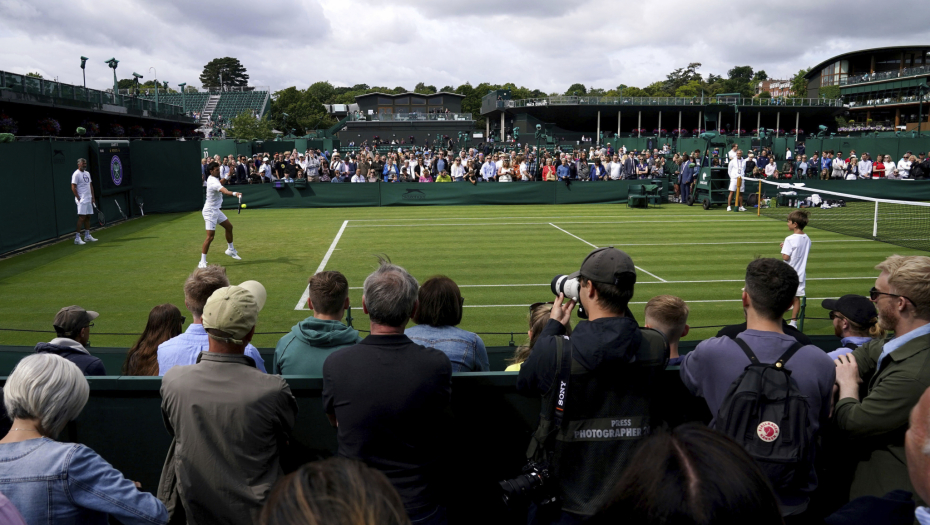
top-left (757, 422), bottom-right (780, 442)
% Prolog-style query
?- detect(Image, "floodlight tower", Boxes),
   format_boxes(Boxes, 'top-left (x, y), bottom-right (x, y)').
top-left (149, 67), bottom-right (158, 111)
top-left (105, 58), bottom-right (119, 102)
top-left (178, 82), bottom-right (187, 112)
top-left (80, 56), bottom-right (88, 90)
top-left (131, 72), bottom-right (143, 98)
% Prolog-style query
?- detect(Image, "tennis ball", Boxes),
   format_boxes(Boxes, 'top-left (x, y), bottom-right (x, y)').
top-left (241, 203), bottom-right (247, 209)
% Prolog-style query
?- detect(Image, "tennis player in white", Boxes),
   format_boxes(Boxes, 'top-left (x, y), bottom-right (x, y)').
top-left (200, 161), bottom-right (242, 268)
top-left (71, 158), bottom-right (97, 245)
top-left (727, 149), bottom-right (747, 212)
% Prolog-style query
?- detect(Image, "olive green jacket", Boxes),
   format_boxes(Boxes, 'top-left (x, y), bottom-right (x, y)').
top-left (833, 331), bottom-right (930, 501)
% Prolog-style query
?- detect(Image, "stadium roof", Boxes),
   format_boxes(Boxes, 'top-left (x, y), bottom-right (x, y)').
top-left (355, 91), bottom-right (464, 100)
top-left (803, 45), bottom-right (930, 79)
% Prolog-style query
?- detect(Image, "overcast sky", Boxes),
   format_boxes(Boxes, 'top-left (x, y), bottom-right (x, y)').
top-left (2, 0), bottom-right (929, 95)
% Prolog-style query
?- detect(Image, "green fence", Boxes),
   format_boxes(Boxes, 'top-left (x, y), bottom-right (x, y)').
top-left (0, 140), bottom-right (203, 256)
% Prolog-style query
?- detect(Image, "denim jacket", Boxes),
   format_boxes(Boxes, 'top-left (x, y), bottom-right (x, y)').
top-left (405, 325), bottom-right (489, 372)
top-left (0, 438), bottom-right (167, 525)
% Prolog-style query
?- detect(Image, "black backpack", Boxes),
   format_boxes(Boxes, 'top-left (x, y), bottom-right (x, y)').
top-left (715, 337), bottom-right (811, 491)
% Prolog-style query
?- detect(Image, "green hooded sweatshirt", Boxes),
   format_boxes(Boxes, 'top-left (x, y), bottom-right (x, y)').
top-left (273, 317), bottom-right (361, 376)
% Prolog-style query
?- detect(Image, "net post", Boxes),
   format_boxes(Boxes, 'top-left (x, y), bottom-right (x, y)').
top-left (873, 201), bottom-right (879, 238)
top-left (757, 180), bottom-right (762, 217)
top-left (798, 297), bottom-right (807, 332)
top-left (735, 177), bottom-right (742, 211)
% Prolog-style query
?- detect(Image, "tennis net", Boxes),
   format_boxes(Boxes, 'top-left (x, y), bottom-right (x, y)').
top-left (754, 180), bottom-right (930, 252)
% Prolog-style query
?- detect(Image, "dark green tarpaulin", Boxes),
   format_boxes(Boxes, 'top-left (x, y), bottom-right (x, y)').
top-left (130, 141), bottom-right (203, 214)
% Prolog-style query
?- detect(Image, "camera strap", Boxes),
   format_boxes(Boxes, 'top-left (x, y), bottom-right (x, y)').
top-left (526, 336), bottom-right (573, 462)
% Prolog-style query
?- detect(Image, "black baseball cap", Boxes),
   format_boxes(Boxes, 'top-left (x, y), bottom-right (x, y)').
top-left (822, 295), bottom-right (876, 326)
top-left (569, 247), bottom-right (637, 287)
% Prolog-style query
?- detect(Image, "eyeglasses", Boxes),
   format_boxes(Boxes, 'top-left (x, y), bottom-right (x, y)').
top-left (870, 286), bottom-right (913, 304)
top-left (529, 301), bottom-right (554, 312)
top-left (828, 311), bottom-right (846, 321)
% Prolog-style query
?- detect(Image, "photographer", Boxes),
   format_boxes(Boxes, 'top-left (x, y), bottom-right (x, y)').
top-left (516, 248), bottom-right (669, 524)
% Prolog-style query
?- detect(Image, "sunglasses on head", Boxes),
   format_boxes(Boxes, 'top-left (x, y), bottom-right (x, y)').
top-left (529, 301), bottom-right (554, 312)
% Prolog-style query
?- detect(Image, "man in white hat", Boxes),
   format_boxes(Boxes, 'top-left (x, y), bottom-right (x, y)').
top-left (159, 280), bottom-right (297, 525)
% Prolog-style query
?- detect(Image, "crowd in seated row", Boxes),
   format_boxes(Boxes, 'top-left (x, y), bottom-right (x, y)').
top-left (2, 244), bottom-right (930, 524)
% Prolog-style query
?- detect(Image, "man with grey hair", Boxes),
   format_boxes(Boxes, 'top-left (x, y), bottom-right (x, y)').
top-left (322, 258), bottom-right (452, 525)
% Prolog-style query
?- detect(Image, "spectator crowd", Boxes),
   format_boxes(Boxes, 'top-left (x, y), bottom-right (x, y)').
top-left (2, 233), bottom-right (930, 525)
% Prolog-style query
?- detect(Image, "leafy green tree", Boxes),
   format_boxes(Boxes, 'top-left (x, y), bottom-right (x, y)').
top-left (269, 86), bottom-right (334, 135)
top-left (440, 85), bottom-right (455, 93)
top-left (414, 82), bottom-right (437, 94)
top-left (26, 72), bottom-right (43, 79)
top-left (564, 83), bottom-right (587, 96)
top-left (588, 87), bottom-right (606, 97)
top-left (820, 85), bottom-right (841, 99)
top-left (752, 70), bottom-right (768, 82)
top-left (644, 81), bottom-right (670, 97)
top-left (790, 68), bottom-right (811, 97)
top-left (228, 112), bottom-right (276, 141)
top-left (758, 91), bottom-right (772, 99)
top-left (675, 80), bottom-right (703, 98)
top-left (663, 62), bottom-right (702, 93)
top-left (200, 57), bottom-right (249, 89)
top-left (307, 81), bottom-right (336, 103)
top-left (117, 78), bottom-right (136, 89)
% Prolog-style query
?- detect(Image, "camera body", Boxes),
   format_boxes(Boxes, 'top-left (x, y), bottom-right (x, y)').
top-left (498, 460), bottom-right (556, 507)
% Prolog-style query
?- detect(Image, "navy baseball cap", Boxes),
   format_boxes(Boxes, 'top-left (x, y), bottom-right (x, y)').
top-left (822, 295), bottom-right (877, 326)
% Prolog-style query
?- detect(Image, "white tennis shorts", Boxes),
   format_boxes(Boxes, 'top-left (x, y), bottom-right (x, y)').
top-left (728, 177), bottom-right (745, 192)
top-left (203, 209), bottom-right (228, 231)
top-left (77, 202), bottom-right (93, 216)
top-left (796, 282), bottom-right (806, 297)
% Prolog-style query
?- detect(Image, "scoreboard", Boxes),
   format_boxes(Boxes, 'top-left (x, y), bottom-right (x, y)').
top-left (92, 140), bottom-right (133, 194)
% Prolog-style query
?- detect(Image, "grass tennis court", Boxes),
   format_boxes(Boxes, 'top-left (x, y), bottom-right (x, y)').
top-left (1, 203), bottom-right (923, 350)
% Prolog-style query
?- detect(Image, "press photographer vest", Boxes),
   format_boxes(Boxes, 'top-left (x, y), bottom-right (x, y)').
top-left (545, 328), bottom-right (669, 515)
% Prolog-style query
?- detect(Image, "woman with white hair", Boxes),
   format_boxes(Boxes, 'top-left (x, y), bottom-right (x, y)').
top-left (0, 354), bottom-right (167, 524)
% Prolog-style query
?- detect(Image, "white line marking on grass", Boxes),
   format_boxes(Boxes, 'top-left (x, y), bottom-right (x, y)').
top-left (548, 223), bottom-right (668, 282)
top-left (347, 276), bottom-right (877, 290)
top-left (347, 214), bottom-right (725, 222)
top-left (602, 239), bottom-right (872, 247)
top-left (464, 297), bottom-right (838, 308)
top-left (294, 220), bottom-right (349, 310)
top-left (348, 220), bottom-right (764, 227)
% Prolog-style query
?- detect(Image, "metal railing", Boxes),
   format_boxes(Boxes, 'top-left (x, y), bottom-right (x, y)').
top-left (347, 112), bottom-right (473, 122)
top-left (496, 96), bottom-right (842, 108)
top-left (117, 85), bottom-right (270, 95)
top-left (0, 70), bottom-right (189, 119)
top-left (846, 93), bottom-right (930, 108)
top-left (839, 65), bottom-right (930, 87)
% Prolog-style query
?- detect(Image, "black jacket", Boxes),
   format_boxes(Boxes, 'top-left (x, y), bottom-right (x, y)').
top-left (34, 342), bottom-right (107, 376)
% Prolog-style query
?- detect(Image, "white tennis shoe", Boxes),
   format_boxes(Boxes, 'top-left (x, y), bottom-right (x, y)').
top-left (727, 206), bottom-right (732, 211)
top-left (198, 260), bottom-right (208, 269)
top-left (225, 248), bottom-right (241, 260)
top-left (74, 237), bottom-right (85, 245)
top-left (84, 234), bottom-right (98, 242)
top-left (738, 206), bottom-right (747, 212)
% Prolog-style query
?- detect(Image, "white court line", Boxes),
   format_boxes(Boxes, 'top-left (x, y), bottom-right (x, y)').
top-left (347, 214), bottom-right (728, 222)
top-left (348, 220), bottom-right (764, 227)
top-left (602, 239), bottom-right (871, 247)
top-left (346, 276), bottom-right (876, 290)
top-left (548, 223), bottom-right (668, 283)
top-left (294, 220), bottom-right (349, 310)
top-left (463, 297), bottom-right (837, 308)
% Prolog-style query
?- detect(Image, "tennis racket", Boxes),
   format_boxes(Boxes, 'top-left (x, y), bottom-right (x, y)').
top-left (237, 193), bottom-right (242, 214)
top-left (93, 203), bottom-right (105, 226)
top-left (114, 200), bottom-right (127, 220)
top-left (135, 197), bottom-right (144, 216)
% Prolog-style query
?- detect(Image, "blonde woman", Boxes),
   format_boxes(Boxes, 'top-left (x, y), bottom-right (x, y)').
top-left (498, 159), bottom-right (513, 182)
top-left (506, 302), bottom-right (572, 371)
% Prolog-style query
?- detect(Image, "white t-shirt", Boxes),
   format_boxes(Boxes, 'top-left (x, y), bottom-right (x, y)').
top-left (728, 150), bottom-right (738, 162)
top-left (351, 174), bottom-right (365, 183)
top-left (897, 159), bottom-right (912, 178)
top-left (204, 176), bottom-right (224, 212)
top-left (608, 162), bottom-right (622, 180)
top-left (71, 170), bottom-right (93, 203)
top-left (781, 233), bottom-right (811, 283)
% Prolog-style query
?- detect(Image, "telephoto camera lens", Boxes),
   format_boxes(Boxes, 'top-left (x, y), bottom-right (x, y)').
top-left (551, 275), bottom-right (581, 301)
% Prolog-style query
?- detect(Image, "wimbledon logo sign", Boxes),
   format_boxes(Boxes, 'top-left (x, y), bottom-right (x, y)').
top-left (110, 155), bottom-right (123, 186)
